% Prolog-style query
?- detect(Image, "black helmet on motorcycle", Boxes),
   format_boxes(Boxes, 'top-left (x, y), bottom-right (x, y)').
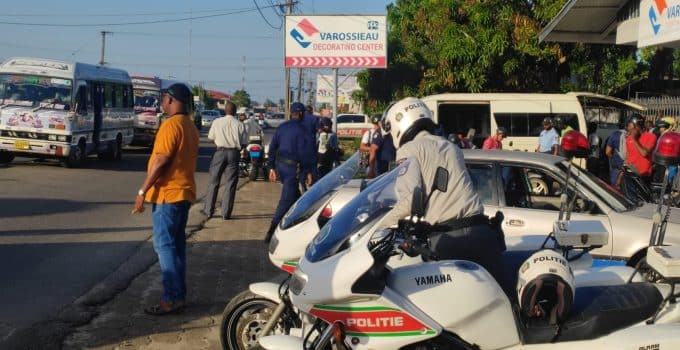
top-left (319, 117), bottom-right (332, 129)
top-left (626, 113), bottom-right (645, 129)
top-left (553, 115), bottom-right (565, 129)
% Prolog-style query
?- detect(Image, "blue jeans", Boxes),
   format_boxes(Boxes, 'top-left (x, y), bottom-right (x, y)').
top-left (152, 201), bottom-right (190, 303)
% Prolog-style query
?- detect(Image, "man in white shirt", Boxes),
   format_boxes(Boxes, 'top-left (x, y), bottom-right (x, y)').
top-left (203, 102), bottom-right (247, 219)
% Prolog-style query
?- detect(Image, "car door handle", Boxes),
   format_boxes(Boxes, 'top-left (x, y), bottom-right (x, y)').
top-left (506, 219), bottom-right (525, 227)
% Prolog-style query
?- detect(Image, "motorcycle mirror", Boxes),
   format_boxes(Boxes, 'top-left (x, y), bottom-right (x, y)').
top-left (432, 167), bottom-right (449, 193)
top-left (411, 187), bottom-right (426, 218)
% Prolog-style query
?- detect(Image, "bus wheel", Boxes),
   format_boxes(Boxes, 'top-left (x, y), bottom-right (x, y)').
top-left (99, 135), bottom-right (122, 161)
top-left (0, 150), bottom-right (15, 164)
top-left (62, 140), bottom-right (86, 168)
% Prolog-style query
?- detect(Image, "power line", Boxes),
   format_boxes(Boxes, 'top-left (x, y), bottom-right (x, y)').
top-left (0, 8), bottom-right (255, 17)
top-left (113, 31), bottom-right (280, 40)
top-left (0, 5), bottom-right (278, 27)
top-left (253, 0), bottom-right (282, 30)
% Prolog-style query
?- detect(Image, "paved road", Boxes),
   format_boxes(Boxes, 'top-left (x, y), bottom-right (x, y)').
top-left (0, 126), bottom-right (275, 341)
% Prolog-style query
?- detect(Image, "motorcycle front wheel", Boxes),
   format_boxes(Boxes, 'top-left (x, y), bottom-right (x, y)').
top-left (220, 290), bottom-right (285, 350)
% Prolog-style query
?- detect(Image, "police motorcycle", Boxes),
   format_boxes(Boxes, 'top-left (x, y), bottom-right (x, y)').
top-left (259, 132), bottom-right (680, 350)
top-left (239, 134), bottom-right (267, 181)
top-left (221, 134), bottom-right (649, 350)
top-left (220, 152), bottom-right (363, 349)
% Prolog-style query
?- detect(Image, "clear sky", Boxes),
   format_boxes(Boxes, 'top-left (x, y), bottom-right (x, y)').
top-left (0, 0), bottom-right (391, 103)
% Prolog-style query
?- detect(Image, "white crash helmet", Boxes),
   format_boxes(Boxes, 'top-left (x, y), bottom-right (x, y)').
top-left (382, 97), bottom-right (436, 149)
top-left (517, 250), bottom-right (575, 324)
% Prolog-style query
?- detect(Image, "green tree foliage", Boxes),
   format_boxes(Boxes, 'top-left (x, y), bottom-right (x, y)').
top-left (191, 85), bottom-right (216, 110)
top-left (264, 98), bottom-right (277, 108)
top-left (357, 0), bottom-right (650, 112)
top-left (231, 89), bottom-right (251, 109)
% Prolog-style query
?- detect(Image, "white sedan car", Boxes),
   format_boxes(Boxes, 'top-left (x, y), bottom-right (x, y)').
top-left (328, 150), bottom-right (679, 266)
top-left (200, 110), bottom-right (221, 128)
top-left (463, 150), bottom-right (679, 265)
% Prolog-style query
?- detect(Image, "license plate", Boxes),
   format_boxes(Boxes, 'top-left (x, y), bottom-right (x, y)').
top-left (15, 140), bottom-right (30, 150)
top-left (249, 151), bottom-right (260, 158)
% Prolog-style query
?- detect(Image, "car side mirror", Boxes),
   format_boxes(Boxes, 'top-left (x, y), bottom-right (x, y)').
top-left (411, 187), bottom-right (426, 218)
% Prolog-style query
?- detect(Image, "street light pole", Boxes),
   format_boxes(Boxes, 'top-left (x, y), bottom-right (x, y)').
top-left (99, 31), bottom-right (112, 66)
top-left (284, 0), bottom-right (293, 119)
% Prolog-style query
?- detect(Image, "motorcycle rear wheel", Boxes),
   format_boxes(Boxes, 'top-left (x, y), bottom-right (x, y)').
top-left (220, 290), bottom-right (284, 350)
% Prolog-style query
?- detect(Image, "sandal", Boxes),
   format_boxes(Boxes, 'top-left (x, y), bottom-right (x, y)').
top-left (144, 300), bottom-right (185, 315)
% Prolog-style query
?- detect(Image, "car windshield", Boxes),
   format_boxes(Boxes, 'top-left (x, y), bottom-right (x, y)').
top-left (305, 159), bottom-right (415, 263)
top-left (557, 161), bottom-right (637, 212)
top-left (134, 90), bottom-right (160, 108)
top-left (0, 74), bottom-right (72, 110)
top-left (280, 152), bottom-right (362, 229)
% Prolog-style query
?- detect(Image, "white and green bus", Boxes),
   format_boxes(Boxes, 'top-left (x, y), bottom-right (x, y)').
top-left (0, 57), bottom-right (135, 167)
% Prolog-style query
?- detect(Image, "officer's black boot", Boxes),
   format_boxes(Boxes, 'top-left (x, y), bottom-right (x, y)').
top-left (264, 223), bottom-right (276, 244)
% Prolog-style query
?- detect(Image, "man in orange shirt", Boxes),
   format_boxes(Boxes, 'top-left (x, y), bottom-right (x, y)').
top-left (132, 83), bottom-right (199, 315)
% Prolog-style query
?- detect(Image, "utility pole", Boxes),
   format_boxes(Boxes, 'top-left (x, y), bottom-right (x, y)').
top-left (284, 0), bottom-right (293, 119)
top-left (306, 80), bottom-right (314, 107)
top-left (297, 68), bottom-right (303, 101)
top-left (242, 55), bottom-right (246, 91)
top-left (99, 31), bottom-right (112, 66)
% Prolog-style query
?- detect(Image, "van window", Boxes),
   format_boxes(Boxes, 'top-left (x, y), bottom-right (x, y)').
top-left (494, 113), bottom-right (550, 137)
top-left (438, 104), bottom-right (491, 148)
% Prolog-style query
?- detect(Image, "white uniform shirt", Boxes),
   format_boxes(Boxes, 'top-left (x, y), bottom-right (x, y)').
top-left (383, 131), bottom-right (483, 226)
top-left (208, 115), bottom-right (246, 148)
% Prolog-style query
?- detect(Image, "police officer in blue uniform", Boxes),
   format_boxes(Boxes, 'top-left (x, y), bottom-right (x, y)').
top-left (299, 105), bottom-right (320, 191)
top-left (264, 102), bottom-right (314, 243)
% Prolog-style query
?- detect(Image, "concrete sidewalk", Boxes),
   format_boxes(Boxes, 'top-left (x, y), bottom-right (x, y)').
top-left (62, 180), bottom-right (283, 350)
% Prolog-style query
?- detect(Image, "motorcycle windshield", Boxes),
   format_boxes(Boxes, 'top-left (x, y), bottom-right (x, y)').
top-left (280, 152), bottom-right (362, 230)
top-left (306, 159), bottom-right (416, 263)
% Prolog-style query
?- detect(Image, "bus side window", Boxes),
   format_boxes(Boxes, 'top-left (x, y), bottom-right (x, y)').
top-left (104, 84), bottom-right (114, 108)
top-left (115, 84), bottom-right (124, 108)
top-left (75, 85), bottom-right (88, 114)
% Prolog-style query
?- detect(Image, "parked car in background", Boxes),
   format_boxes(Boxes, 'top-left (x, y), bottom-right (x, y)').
top-left (329, 150), bottom-right (680, 266)
top-left (200, 110), bottom-right (221, 128)
top-left (265, 112), bottom-right (286, 128)
top-left (336, 113), bottom-right (372, 138)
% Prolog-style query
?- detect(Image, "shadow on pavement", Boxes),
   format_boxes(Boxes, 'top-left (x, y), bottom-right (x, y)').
top-left (57, 239), bottom-right (282, 349)
top-left (0, 198), bottom-right (99, 218)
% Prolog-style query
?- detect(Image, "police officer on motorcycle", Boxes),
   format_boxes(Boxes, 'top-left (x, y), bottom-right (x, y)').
top-left (382, 97), bottom-right (505, 281)
top-left (264, 102), bottom-right (315, 243)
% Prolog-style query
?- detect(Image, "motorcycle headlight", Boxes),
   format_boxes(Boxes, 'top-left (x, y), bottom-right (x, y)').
top-left (290, 268), bottom-right (307, 296)
top-left (48, 135), bottom-right (57, 141)
top-left (57, 135), bottom-right (67, 142)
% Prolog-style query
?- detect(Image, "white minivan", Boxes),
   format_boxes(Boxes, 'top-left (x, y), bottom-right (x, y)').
top-left (421, 92), bottom-right (644, 154)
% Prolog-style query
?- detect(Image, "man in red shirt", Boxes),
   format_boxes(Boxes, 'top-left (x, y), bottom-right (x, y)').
top-left (625, 114), bottom-right (657, 182)
top-left (482, 127), bottom-right (506, 150)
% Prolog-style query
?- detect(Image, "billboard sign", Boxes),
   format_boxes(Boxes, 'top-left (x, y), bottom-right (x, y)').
top-left (285, 15), bottom-right (387, 68)
top-left (315, 74), bottom-right (360, 104)
top-left (638, 0), bottom-right (680, 47)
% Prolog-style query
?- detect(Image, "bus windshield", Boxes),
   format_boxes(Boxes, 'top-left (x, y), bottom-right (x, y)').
top-left (0, 74), bottom-right (72, 110)
top-left (134, 89), bottom-right (160, 109)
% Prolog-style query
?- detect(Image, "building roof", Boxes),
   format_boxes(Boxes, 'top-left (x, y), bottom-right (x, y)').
top-left (539, 0), bottom-right (627, 44)
top-left (207, 90), bottom-right (231, 100)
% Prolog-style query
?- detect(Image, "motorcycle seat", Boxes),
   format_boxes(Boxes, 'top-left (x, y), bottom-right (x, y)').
top-left (519, 283), bottom-right (663, 344)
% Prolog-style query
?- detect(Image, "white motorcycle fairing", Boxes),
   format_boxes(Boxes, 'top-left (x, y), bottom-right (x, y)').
top-left (273, 159), bottom-right (680, 350)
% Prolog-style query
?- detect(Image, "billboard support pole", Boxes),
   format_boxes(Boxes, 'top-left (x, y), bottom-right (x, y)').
top-left (332, 68), bottom-right (338, 134)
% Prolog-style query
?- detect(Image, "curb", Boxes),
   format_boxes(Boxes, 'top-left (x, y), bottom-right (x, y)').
top-left (0, 178), bottom-right (252, 349)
